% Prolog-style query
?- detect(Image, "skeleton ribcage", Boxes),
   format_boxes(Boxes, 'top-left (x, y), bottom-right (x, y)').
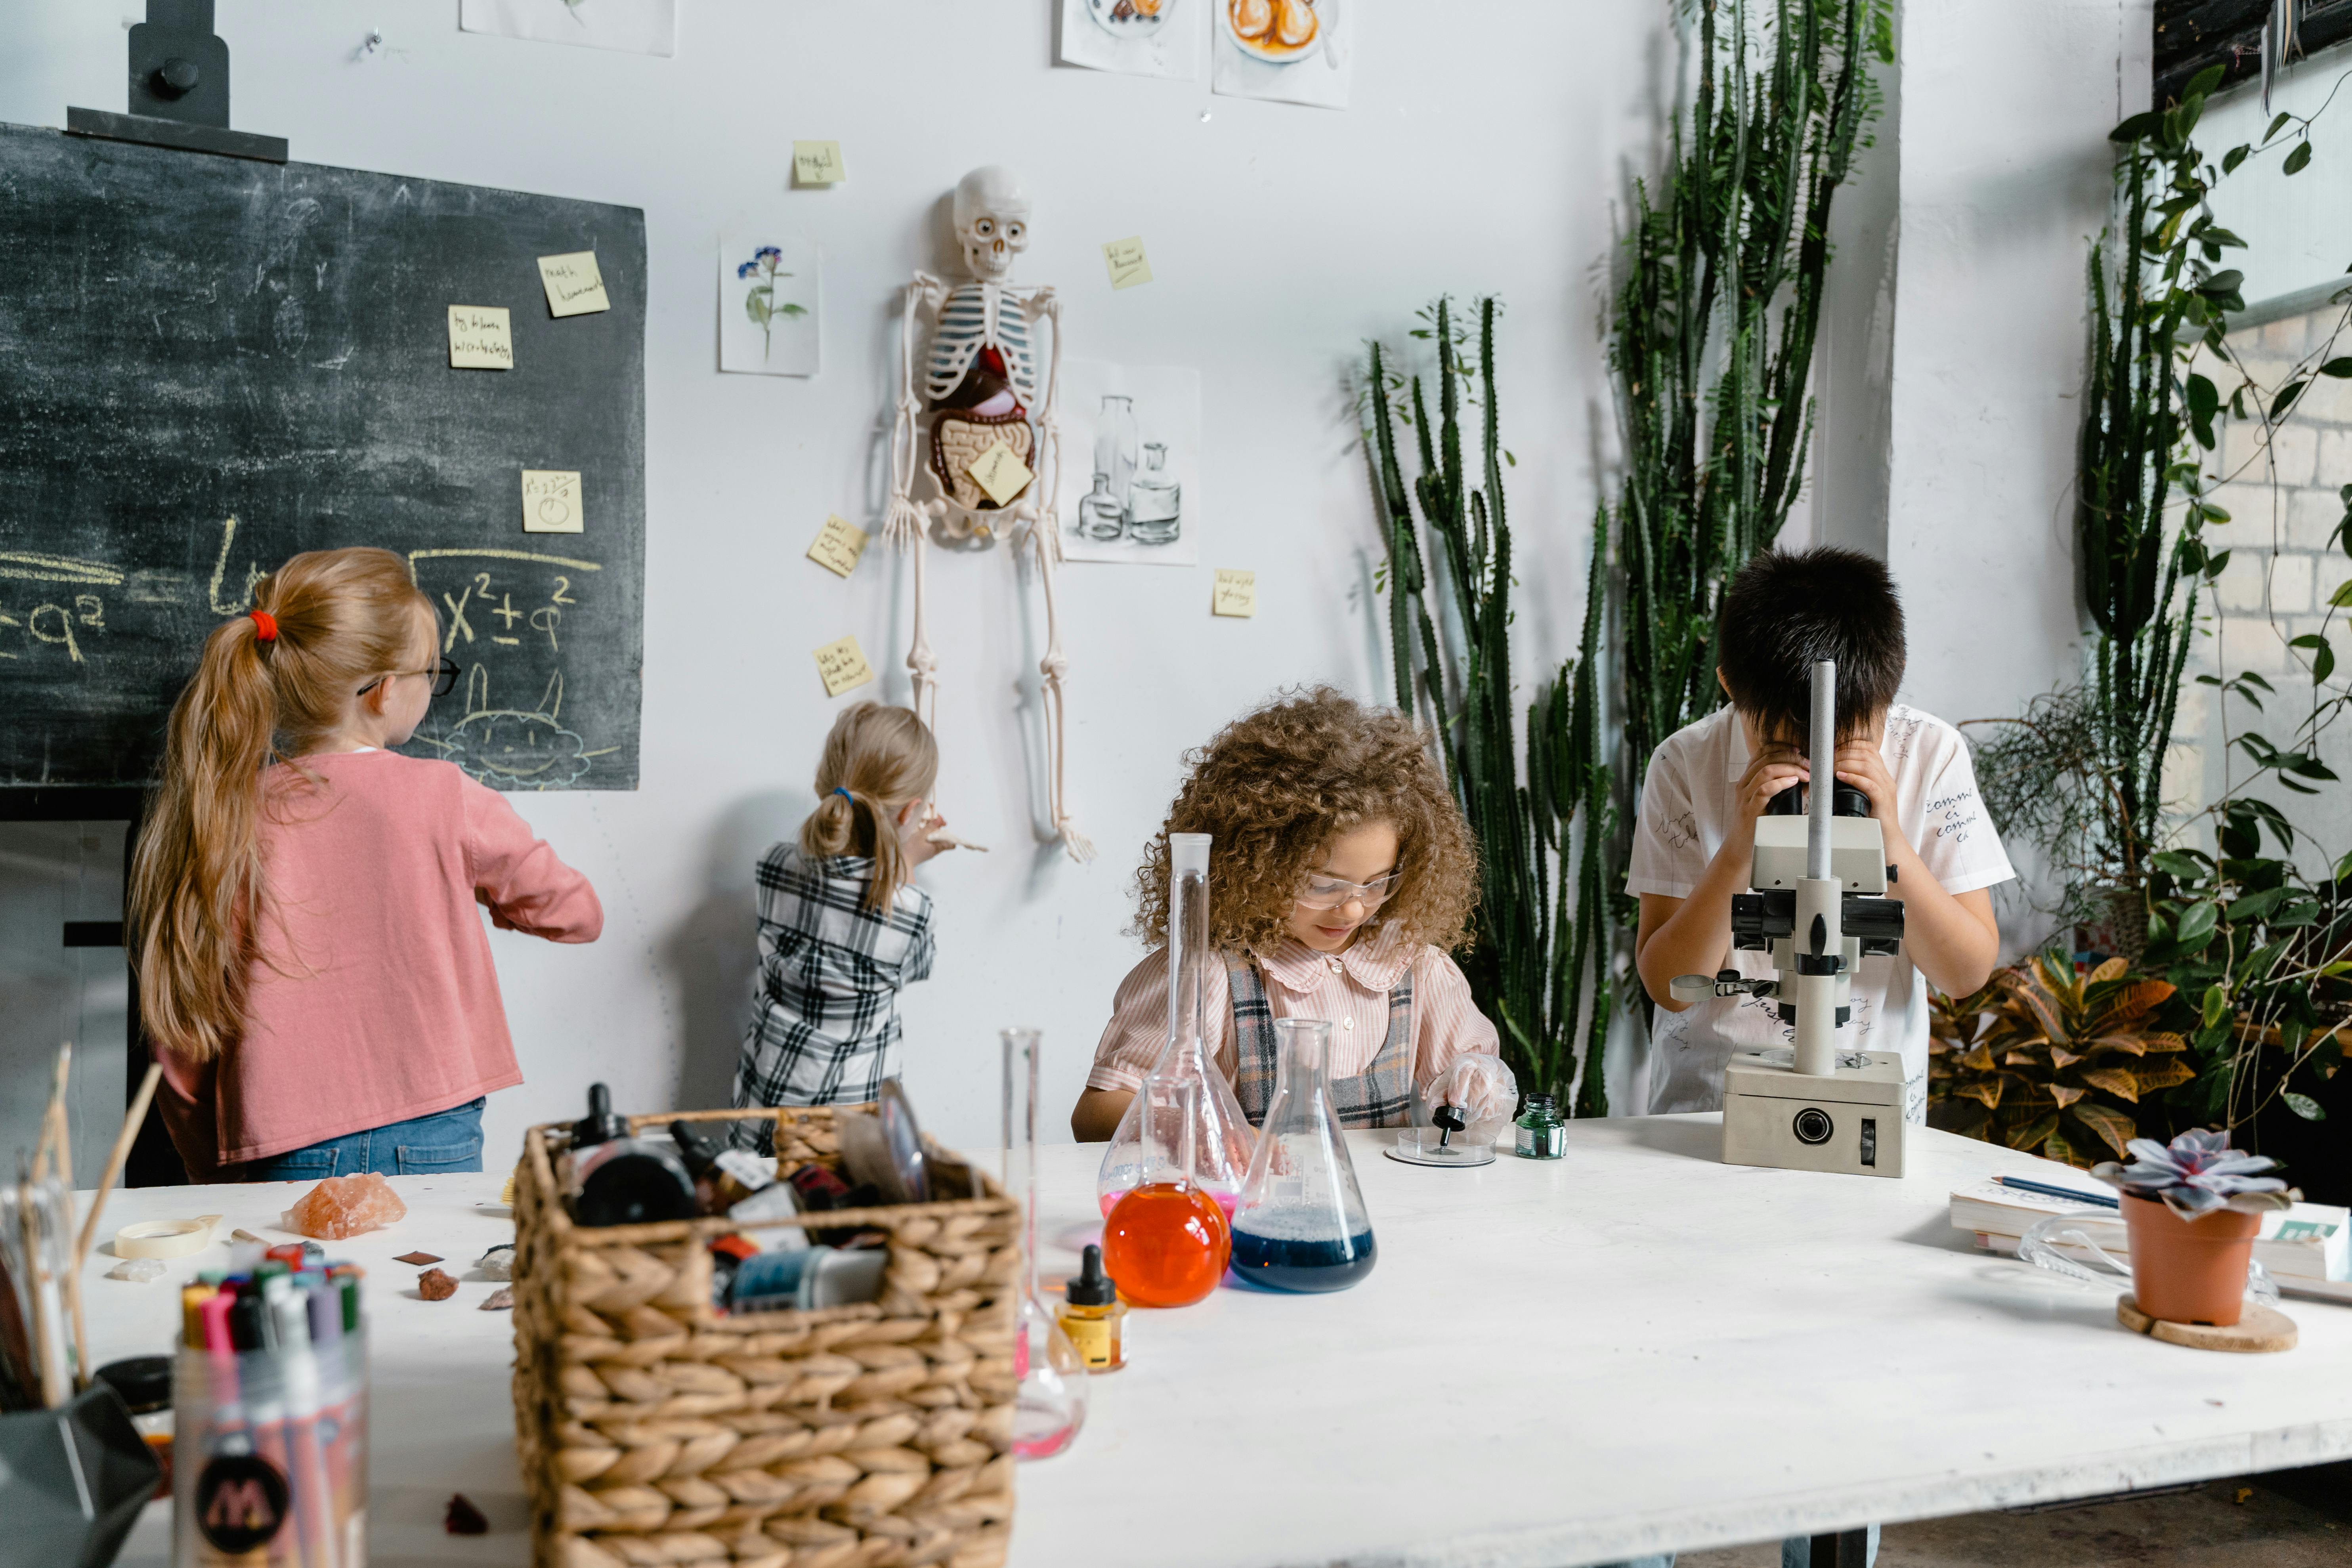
top-left (924, 283), bottom-right (1039, 408)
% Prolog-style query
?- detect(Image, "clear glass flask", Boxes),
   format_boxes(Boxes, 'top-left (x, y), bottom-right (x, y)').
top-left (1093, 394), bottom-right (1139, 502)
top-left (1229, 1019), bottom-right (1379, 1293)
top-left (1101, 1078), bottom-right (1231, 1308)
top-left (1002, 1027), bottom-right (1086, 1459)
top-left (1096, 832), bottom-right (1255, 1218)
top-left (1078, 472), bottom-right (1125, 541)
top-left (1125, 441), bottom-right (1182, 544)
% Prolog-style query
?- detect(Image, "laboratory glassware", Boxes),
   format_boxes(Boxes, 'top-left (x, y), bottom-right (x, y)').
top-left (1003, 1028), bottom-right (1086, 1459)
top-left (1125, 441), bottom-right (1182, 544)
top-left (1229, 1019), bottom-right (1379, 1293)
top-left (1102, 1078), bottom-right (1231, 1307)
top-left (1513, 1093), bottom-right (1566, 1159)
top-left (1094, 394), bottom-right (1139, 502)
top-left (1096, 832), bottom-right (1255, 1218)
top-left (1079, 472), bottom-right (1125, 540)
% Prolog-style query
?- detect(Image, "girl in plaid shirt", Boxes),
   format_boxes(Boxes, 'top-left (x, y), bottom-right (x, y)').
top-left (731, 704), bottom-right (953, 1146)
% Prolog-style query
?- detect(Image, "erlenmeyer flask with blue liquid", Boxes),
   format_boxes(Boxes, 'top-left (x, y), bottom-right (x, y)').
top-left (1228, 1018), bottom-right (1377, 1292)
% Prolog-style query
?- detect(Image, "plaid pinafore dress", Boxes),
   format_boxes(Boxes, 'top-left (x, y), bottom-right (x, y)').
top-left (1226, 954), bottom-right (1416, 1129)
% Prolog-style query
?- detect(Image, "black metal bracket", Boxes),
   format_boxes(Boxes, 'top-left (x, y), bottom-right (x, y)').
top-left (64, 0), bottom-right (285, 164)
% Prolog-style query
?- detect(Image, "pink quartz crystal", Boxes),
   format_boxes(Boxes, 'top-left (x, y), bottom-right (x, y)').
top-left (287, 1171), bottom-right (409, 1239)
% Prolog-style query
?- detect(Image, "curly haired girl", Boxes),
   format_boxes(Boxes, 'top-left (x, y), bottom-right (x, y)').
top-left (1071, 687), bottom-right (1512, 1139)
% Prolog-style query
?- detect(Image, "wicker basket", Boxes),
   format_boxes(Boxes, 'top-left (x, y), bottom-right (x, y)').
top-left (510, 1104), bottom-right (1022, 1568)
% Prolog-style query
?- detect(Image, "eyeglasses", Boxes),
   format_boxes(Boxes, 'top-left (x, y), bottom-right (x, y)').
top-left (357, 656), bottom-right (460, 699)
top-left (1295, 868), bottom-right (1402, 911)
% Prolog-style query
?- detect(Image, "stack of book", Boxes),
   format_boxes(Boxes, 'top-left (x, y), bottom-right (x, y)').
top-left (1951, 1174), bottom-right (2352, 1301)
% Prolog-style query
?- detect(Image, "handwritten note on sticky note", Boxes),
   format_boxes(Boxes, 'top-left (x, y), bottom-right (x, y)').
top-left (521, 470), bottom-right (584, 534)
top-left (814, 634), bottom-right (875, 697)
top-left (792, 141), bottom-right (846, 185)
top-left (537, 251), bottom-right (609, 317)
top-left (1213, 569), bottom-right (1257, 618)
top-left (807, 514), bottom-right (869, 578)
top-left (968, 442), bottom-right (1035, 507)
top-left (1102, 237), bottom-right (1153, 290)
top-left (447, 306), bottom-right (514, 369)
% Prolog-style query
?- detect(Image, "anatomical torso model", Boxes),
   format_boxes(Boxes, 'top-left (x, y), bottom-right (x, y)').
top-left (885, 166), bottom-right (1092, 862)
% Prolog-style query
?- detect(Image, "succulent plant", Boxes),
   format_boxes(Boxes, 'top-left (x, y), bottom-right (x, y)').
top-left (2090, 1128), bottom-right (2298, 1220)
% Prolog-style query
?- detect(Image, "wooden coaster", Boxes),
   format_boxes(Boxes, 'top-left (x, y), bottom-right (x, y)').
top-left (2117, 1294), bottom-right (2297, 1352)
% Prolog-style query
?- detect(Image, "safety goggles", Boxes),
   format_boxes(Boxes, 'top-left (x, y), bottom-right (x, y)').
top-left (1294, 868), bottom-right (1402, 911)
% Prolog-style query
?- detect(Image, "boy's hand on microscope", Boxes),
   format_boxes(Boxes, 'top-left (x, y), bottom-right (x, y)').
top-left (1734, 743), bottom-right (1809, 827)
top-left (1832, 740), bottom-right (1898, 826)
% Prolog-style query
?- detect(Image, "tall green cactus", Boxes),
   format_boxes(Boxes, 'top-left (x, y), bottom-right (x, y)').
top-left (1365, 298), bottom-right (1611, 1108)
top-left (1368, 0), bottom-right (1890, 1115)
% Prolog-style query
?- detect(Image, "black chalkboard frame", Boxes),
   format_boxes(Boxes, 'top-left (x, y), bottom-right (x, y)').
top-left (0, 122), bottom-right (648, 795)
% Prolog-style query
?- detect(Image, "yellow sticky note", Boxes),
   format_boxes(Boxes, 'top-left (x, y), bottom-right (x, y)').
top-left (967, 442), bottom-right (1034, 507)
top-left (1102, 237), bottom-right (1152, 290)
top-left (522, 470), bottom-right (584, 534)
top-left (792, 141), bottom-right (846, 185)
top-left (536, 251), bottom-right (610, 317)
top-left (807, 514), bottom-right (869, 578)
top-left (814, 634), bottom-right (875, 697)
top-left (1213, 569), bottom-right (1257, 619)
top-left (447, 306), bottom-right (514, 369)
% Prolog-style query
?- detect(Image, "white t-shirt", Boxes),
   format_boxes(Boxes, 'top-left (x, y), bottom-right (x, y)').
top-left (1626, 703), bottom-right (2015, 1122)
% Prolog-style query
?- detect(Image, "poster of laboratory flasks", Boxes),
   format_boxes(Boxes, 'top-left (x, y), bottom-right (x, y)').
top-left (1055, 362), bottom-right (1202, 567)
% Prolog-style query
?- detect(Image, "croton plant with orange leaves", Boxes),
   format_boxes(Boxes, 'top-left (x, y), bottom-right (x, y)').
top-left (1928, 956), bottom-right (2198, 1167)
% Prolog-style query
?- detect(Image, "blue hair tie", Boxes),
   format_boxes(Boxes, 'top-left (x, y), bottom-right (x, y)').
top-left (832, 787), bottom-right (853, 804)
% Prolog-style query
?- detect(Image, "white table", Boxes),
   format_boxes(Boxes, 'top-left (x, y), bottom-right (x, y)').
top-left (78, 1119), bottom-right (2352, 1568)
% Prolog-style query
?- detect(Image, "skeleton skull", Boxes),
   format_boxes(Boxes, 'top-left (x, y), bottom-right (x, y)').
top-left (953, 166), bottom-right (1030, 282)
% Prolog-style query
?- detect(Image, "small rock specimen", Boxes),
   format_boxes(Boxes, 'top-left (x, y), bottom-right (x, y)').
top-left (393, 1251), bottom-right (443, 1266)
top-left (477, 1243), bottom-right (515, 1281)
top-left (286, 1172), bottom-right (408, 1240)
top-left (417, 1267), bottom-right (459, 1301)
top-left (480, 1286), bottom-right (514, 1311)
top-left (444, 1493), bottom-right (489, 1535)
top-left (106, 1258), bottom-right (165, 1282)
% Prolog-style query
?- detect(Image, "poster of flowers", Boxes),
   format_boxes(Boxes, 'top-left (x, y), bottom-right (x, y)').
top-left (717, 237), bottom-right (820, 377)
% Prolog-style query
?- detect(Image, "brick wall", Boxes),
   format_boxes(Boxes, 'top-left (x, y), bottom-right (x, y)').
top-left (2179, 305), bottom-right (2352, 871)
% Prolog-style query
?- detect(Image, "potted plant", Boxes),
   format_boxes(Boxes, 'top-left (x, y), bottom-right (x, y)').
top-left (2091, 1130), bottom-right (2296, 1326)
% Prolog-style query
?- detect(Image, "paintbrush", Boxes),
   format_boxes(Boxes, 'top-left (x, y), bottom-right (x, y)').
top-left (41, 1045), bottom-right (88, 1391)
top-left (76, 1060), bottom-right (162, 1270)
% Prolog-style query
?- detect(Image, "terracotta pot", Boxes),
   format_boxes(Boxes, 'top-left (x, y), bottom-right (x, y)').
top-left (2122, 1194), bottom-right (2260, 1326)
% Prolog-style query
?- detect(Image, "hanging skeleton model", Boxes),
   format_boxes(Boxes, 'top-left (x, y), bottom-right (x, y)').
top-left (884, 166), bottom-right (1093, 863)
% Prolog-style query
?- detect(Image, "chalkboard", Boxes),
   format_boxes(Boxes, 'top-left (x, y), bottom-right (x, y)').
top-left (0, 122), bottom-right (645, 792)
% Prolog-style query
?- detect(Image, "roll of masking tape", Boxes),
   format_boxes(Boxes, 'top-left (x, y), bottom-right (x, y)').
top-left (114, 1215), bottom-right (223, 1260)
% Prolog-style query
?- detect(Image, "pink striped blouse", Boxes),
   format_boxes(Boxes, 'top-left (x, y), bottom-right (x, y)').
top-left (1086, 921), bottom-right (1500, 1095)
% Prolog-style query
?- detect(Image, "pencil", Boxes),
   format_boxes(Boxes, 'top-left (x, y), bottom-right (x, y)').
top-left (1993, 1173), bottom-right (2120, 1209)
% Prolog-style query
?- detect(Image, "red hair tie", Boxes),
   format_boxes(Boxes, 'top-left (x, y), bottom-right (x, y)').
top-left (249, 610), bottom-right (278, 642)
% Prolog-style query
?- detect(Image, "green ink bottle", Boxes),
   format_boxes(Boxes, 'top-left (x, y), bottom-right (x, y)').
top-left (1514, 1093), bottom-right (1566, 1160)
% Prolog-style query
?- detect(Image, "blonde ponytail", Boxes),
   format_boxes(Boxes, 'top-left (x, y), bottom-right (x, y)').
top-left (130, 548), bottom-right (436, 1061)
top-left (800, 704), bottom-right (940, 913)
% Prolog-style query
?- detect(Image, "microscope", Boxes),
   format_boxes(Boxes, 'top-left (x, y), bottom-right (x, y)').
top-left (1672, 661), bottom-right (1910, 1178)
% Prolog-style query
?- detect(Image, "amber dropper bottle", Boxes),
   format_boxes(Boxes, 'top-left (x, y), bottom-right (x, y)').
top-left (1058, 1244), bottom-right (1126, 1372)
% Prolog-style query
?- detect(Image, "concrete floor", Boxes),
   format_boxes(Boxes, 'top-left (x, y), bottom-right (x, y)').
top-left (1679, 1467), bottom-right (2351, 1567)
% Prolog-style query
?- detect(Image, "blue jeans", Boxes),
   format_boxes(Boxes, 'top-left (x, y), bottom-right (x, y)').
top-left (241, 1098), bottom-right (487, 1182)
top-left (1596, 1526), bottom-right (1879, 1568)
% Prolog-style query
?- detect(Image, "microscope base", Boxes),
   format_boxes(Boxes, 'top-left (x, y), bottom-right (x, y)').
top-left (1722, 1050), bottom-right (1907, 1178)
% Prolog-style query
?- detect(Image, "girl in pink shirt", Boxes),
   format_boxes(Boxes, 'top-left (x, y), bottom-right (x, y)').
top-left (130, 548), bottom-right (603, 1182)
top-left (1070, 688), bottom-right (1513, 1140)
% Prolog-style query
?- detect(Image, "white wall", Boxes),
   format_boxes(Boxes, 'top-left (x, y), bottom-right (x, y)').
top-left (1884, 0), bottom-right (2150, 944)
top-left (0, 1), bottom-right (1666, 1161)
top-left (2202, 44), bottom-right (2352, 311)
